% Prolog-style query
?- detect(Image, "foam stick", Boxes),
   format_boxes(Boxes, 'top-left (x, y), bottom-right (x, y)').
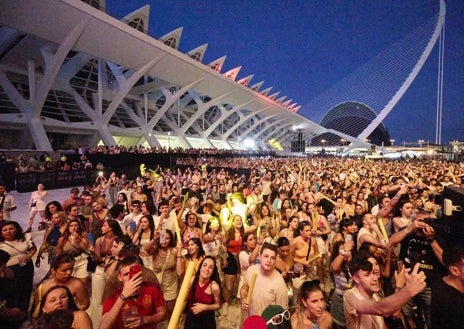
top-left (317, 192), bottom-right (337, 205)
top-left (246, 271), bottom-right (258, 304)
top-left (308, 254), bottom-right (322, 264)
top-left (378, 218), bottom-right (389, 242)
top-left (312, 212), bottom-right (318, 230)
top-left (167, 260), bottom-right (196, 329)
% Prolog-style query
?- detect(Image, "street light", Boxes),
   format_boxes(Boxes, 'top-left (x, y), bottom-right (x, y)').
top-left (389, 139), bottom-right (395, 146)
top-left (340, 138), bottom-right (346, 146)
top-left (418, 139), bottom-right (424, 148)
top-left (321, 139), bottom-right (326, 147)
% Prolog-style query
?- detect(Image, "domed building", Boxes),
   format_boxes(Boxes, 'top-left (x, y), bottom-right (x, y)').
top-left (311, 101), bottom-right (391, 146)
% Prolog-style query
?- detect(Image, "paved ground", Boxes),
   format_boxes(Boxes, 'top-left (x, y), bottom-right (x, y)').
top-left (8, 187), bottom-right (242, 329)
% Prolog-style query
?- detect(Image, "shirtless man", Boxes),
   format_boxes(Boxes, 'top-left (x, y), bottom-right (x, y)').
top-left (290, 221), bottom-right (320, 279)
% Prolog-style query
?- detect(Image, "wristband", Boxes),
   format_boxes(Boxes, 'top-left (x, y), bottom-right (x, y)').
top-left (120, 293), bottom-right (127, 301)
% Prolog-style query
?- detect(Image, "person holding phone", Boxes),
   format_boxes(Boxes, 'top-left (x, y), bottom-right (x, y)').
top-left (329, 240), bottom-right (354, 328)
top-left (389, 210), bottom-right (446, 329)
top-left (100, 256), bottom-right (166, 329)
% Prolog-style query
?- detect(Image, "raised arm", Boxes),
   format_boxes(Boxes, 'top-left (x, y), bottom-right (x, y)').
top-left (346, 263), bottom-right (426, 317)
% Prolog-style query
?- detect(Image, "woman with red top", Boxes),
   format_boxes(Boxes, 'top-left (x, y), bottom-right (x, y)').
top-left (221, 214), bottom-right (244, 315)
top-left (185, 256), bottom-right (222, 329)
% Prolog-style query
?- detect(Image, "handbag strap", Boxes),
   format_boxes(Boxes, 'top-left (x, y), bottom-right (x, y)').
top-left (1, 241), bottom-right (28, 254)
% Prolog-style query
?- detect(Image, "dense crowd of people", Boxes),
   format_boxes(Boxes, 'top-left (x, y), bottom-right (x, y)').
top-left (0, 154), bottom-right (463, 329)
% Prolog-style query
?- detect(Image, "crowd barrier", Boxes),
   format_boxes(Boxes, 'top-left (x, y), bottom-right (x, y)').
top-left (9, 151), bottom-right (268, 192)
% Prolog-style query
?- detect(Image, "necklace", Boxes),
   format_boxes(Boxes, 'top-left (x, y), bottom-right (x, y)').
top-left (305, 312), bottom-right (320, 329)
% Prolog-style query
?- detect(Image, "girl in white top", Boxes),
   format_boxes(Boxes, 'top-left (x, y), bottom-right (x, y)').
top-left (392, 200), bottom-right (414, 233)
top-left (27, 183), bottom-right (48, 232)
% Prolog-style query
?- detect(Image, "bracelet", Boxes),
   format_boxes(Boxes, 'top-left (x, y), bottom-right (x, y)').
top-left (404, 225), bottom-right (411, 234)
top-left (176, 256), bottom-right (182, 259)
top-left (120, 293), bottom-right (127, 301)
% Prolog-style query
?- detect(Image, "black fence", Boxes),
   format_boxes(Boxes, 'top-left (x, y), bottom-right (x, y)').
top-left (5, 151), bottom-right (272, 193)
top-left (15, 170), bottom-right (93, 193)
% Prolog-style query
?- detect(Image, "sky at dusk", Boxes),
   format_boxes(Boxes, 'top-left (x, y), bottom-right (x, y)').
top-left (105, 0), bottom-right (464, 145)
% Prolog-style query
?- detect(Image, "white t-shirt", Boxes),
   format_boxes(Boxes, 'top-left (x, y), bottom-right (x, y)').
top-left (244, 264), bottom-right (289, 316)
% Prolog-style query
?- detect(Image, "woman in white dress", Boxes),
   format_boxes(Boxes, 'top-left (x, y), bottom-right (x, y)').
top-left (26, 183), bottom-right (48, 232)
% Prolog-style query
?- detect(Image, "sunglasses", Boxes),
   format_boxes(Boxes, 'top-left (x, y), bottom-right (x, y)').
top-left (266, 309), bottom-right (290, 326)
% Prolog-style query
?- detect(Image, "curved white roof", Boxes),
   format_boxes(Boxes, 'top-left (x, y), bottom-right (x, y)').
top-left (0, 0), bottom-right (342, 151)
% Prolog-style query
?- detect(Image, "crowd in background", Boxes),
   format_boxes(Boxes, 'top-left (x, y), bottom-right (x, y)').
top-left (0, 154), bottom-right (463, 329)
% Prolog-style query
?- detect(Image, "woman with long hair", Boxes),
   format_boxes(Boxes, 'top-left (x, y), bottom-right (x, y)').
top-left (45, 201), bottom-right (63, 222)
top-left (202, 217), bottom-right (225, 265)
top-left (222, 214), bottom-right (244, 316)
top-left (278, 198), bottom-right (294, 228)
top-left (152, 229), bottom-right (182, 316)
top-left (89, 197), bottom-right (111, 241)
top-left (116, 192), bottom-right (129, 215)
top-left (237, 231), bottom-right (263, 322)
top-left (181, 212), bottom-right (203, 249)
top-left (256, 203), bottom-right (277, 241)
top-left (279, 215), bottom-right (299, 241)
top-left (356, 191), bottom-right (369, 214)
top-left (36, 211), bottom-right (67, 267)
top-left (88, 219), bottom-right (123, 327)
top-left (106, 171), bottom-right (119, 206)
top-left (36, 285), bottom-right (92, 329)
top-left (141, 200), bottom-right (157, 216)
top-left (0, 220), bottom-right (37, 316)
top-left (156, 184), bottom-right (171, 204)
top-left (297, 201), bottom-right (311, 223)
top-left (56, 219), bottom-right (90, 285)
top-left (329, 240), bottom-right (354, 328)
top-left (392, 200), bottom-right (414, 233)
top-left (291, 280), bottom-right (333, 329)
top-left (132, 214), bottom-right (155, 270)
top-left (275, 237), bottom-right (294, 277)
top-left (344, 194), bottom-right (357, 218)
top-left (184, 256), bottom-right (222, 329)
top-left (182, 237), bottom-right (205, 273)
top-left (32, 253), bottom-right (90, 317)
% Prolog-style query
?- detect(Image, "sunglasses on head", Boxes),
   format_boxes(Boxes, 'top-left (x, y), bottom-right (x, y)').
top-left (266, 309), bottom-right (290, 326)
top-left (302, 279), bottom-right (321, 289)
